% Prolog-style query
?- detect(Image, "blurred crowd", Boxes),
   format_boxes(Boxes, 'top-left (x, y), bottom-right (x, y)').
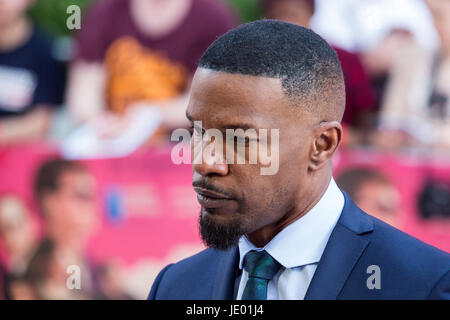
top-left (0, 158), bottom-right (134, 299)
top-left (0, 0), bottom-right (449, 299)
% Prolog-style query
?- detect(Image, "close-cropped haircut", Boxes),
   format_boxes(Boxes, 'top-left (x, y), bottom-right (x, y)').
top-left (198, 20), bottom-right (345, 120)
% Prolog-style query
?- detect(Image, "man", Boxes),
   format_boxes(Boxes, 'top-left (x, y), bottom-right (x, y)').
top-left (148, 21), bottom-right (450, 300)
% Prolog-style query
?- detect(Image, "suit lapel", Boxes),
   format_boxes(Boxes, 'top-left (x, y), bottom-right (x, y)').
top-left (304, 191), bottom-right (373, 300)
top-left (211, 246), bottom-right (240, 299)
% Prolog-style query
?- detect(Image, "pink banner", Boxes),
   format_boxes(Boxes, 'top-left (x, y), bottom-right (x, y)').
top-left (0, 144), bottom-right (449, 275)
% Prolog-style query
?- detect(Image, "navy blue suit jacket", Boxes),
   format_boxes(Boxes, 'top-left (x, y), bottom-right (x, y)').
top-left (148, 191), bottom-right (450, 299)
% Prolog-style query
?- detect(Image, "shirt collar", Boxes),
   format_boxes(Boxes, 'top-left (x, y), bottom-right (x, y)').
top-left (238, 177), bottom-right (345, 269)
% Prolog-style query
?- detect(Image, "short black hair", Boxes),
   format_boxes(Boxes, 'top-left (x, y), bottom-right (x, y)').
top-left (198, 20), bottom-right (345, 118)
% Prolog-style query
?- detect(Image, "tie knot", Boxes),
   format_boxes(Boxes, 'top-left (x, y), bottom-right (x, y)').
top-left (244, 250), bottom-right (282, 280)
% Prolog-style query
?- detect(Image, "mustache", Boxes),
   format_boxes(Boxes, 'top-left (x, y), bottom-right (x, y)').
top-left (192, 180), bottom-right (236, 199)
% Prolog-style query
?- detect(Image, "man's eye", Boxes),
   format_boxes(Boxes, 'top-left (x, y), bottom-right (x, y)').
top-left (189, 125), bottom-right (203, 134)
top-left (235, 136), bottom-right (251, 144)
top-left (190, 125), bottom-right (205, 136)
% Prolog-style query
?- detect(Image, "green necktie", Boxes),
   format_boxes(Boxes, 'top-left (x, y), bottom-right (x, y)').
top-left (241, 250), bottom-right (282, 300)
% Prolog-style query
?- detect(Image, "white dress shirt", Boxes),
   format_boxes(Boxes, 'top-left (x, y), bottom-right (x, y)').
top-left (236, 177), bottom-right (345, 300)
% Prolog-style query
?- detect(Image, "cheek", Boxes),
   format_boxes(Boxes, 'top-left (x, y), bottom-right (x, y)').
top-left (71, 201), bottom-right (96, 227)
top-left (57, 199), bottom-right (94, 230)
top-left (239, 174), bottom-right (291, 215)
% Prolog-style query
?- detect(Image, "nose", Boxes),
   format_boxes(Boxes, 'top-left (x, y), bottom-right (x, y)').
top-left (192, 139), bottom-right (229, 177)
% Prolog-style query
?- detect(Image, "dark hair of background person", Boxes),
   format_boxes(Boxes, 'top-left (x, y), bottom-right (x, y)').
top-left (336, 167), bottom-right (390, 198)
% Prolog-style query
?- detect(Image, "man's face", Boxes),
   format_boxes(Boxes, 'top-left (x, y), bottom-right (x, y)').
top-left (44, 169), bottom-right (98, 250)
top-left (130, 0), bottom-right (192, 38)
top-left (265, 0), bottom-right (313, 28)
top-left (0, 0), bottom-right (32, 28)
top-left (187, 69), bottom-right (317, 249)
top-left (355, 180), bottom-right (400, 228)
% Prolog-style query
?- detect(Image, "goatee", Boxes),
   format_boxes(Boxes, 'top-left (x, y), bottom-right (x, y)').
top-left (199, 210), bottom-right (245, 250)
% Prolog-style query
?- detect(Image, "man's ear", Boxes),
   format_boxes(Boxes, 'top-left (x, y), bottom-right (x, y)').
top-left (308, 121), bottom-right (342, 171)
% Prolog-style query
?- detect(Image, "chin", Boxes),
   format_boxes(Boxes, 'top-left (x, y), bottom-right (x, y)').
top-left (199, 209), bottom-right (247, 250)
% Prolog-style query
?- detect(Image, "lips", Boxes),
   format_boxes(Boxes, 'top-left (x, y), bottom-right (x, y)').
top-left (194, 187), bottom-right (235, 209)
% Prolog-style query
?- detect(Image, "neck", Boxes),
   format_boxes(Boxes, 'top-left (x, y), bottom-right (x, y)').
top-left (0, 17), bottom-right (31, 51)
top-left (46, 226), bottom-right (85, 257)
top-left (246, 169), bottom-right (332, 248)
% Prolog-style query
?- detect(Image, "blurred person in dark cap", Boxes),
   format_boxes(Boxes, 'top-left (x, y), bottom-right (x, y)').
top-left (0, 0), bottom-right (65, 145)
top-left (66, 0), bottom-right (236, 142)
top-left (262, 0), bottom-right (377, 147)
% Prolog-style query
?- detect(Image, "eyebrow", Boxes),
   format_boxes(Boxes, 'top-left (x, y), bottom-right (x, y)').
top-left (223, 124), bottom-right (257, 131)
top-left (186, 111), bottom-right (257, 131)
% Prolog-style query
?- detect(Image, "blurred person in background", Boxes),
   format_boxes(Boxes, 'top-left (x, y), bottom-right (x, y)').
top-left (33, 158), bottom-right (98, 299)
top-left (336, 168), bottom-right (400, 228)
top-left (0, 194), bottom-right (39, 299)
top-left (66, 0), bottom-right (236, 143)
top-left (0, 195), bottom-right (38, 276)
top-left (360, 28), bottom-right (414, 112)
top-left (3, 274), bottom-right (36, 299)
top-left (0, 0), bottom-right (65, 145)
top-left (94, 260), bottom-right (134, 300)
top-left (424, 0), bottom-right (450, 150)
top-left (262, 0), bottom-right (377, 146)
top-left (362, 28), bottom-right (425, 151)
top-left (369, 0), bottom-right (450, 151)
top-left (23, 238), bottom-right (89, 299)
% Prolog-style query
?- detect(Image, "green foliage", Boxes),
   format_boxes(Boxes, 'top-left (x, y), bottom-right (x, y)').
top-left (28, 0), bottom-right (262, 38)
top-left (226, 0), bottom-right (262, 23)
top-left (28, 0), bottom-right (94, 37)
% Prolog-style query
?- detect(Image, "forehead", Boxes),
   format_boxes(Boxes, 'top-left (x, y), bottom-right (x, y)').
top-left (59, 170), bottom-right (95, 190)
top-left (187, 68), bottom-right (301, 129)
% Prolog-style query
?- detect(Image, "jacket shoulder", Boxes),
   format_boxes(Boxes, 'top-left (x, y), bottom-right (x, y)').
top-left (148, 247), bottom-right (226, 299)
top-left (353, 214), bottom-right (450, 298)
top-left (367, 216), bottom-right (450, 269)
